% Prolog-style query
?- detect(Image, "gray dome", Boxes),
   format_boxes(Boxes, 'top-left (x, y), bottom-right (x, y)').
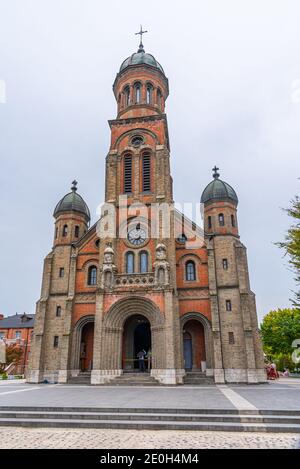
top-left (201, 168), bottom-right (238, 205)
top-left (53, 181), bottom-right (90, 221)
top-left (120, 51), bottom-right (164, 75)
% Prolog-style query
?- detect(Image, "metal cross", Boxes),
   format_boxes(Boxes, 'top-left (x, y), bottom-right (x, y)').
top-left (135, 25), bottom-right (148, 52)
top-left (71, 180), bottom-right (78, 191)
top-left (212, 166), bottom-right (220, 179)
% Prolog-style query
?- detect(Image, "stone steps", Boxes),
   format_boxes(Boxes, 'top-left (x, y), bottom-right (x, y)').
top-left (1, 410), bottom-right (300, 424)
top-left (68, 372), bottom-right (91, 385)
top-left (0, 407), bottom-right (299, 432)
top-left (108, 372), bottom-right (160, 386)
top-left (183, 372), bottom-right (214, 385)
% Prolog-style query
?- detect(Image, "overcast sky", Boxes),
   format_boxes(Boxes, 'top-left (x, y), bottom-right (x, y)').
top-left (0, 0), bottom-right (299, 323)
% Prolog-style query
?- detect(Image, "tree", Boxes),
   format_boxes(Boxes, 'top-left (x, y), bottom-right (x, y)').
top-left (276, 196), bottom-right (300, 306)
top-left (0, 344), bottom-right (24, 372)
top-left (261, 308), bottom-right (300, 369)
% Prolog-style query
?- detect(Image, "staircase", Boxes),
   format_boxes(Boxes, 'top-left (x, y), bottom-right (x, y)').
top-left (108, 372), bottom-right (160, 386)
top-left (183, 371), bottom-right (215, 385)
top-left (68, 372), bottom-right (91, 385)
top-left (0, 406), bottom-right (299, 432)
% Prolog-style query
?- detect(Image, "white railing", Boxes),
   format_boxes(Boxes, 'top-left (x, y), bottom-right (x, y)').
top-left (115, 272), bottom-right (155, 287)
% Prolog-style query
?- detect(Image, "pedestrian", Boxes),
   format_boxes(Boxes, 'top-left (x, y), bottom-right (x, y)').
top-left (268, 362), bottom-right (278, 380)
top-left (137, 349), bottom-right (146, 372)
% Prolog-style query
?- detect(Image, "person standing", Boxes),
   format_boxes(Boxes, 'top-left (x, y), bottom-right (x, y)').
top-left (137, 349), bottom-right (146, 372)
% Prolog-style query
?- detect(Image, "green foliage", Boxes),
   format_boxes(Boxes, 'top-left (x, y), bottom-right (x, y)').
top-left (272, 353), bottom-right (296, 372)
top-left (0, 373), bottom-right (7, 380)
top-left (276, 196), bottom-right (300, 306)
top-left (261, 308), bottom-right (300, 362)
top-left (5, 344), bottom-right (23, 365)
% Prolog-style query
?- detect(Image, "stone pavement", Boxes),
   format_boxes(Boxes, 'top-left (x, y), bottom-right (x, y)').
top-left (0, 427), bottom-right (299, 449)
top-left (1, 378), bottom-right (300, 410)
top-left (1, 378), bottom-right (300, 448)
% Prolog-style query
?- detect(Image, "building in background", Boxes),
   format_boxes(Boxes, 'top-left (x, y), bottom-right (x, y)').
top-left (0, 313), bottom-right (35, 374)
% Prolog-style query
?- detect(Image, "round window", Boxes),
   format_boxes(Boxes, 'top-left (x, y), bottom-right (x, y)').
top-left (131, 135), bottom-right (144, 148)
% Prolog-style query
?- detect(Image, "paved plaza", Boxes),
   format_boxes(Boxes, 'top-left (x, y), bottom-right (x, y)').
top-left (0, 427), bottom-right (299, 449)
top-left (1, 378), bottom-right (300, 410)
top-left (0, 378), bottom-right (300, 448)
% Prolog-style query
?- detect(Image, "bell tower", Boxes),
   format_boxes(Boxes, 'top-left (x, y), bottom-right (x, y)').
top-left (91, 31), bottom-right (184, 385)
top-left (105, 29), bottom-right (172, 206)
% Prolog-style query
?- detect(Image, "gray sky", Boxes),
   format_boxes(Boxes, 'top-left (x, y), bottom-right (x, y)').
top-left (0, 0), bottom-right (299, 323)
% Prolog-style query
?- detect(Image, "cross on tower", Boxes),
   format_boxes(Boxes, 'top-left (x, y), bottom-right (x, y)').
top-left (135, 25), bottom-right (148, 53)
top-left (212, 166), bottom-right (220, 179)
top-left (71, 180), bottom-right (78, 192)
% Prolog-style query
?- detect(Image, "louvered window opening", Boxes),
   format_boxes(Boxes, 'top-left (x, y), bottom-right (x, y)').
top-left (124, 155), bottom-right (132, 193)
top-left (142, 153), bottom-right (151, 192)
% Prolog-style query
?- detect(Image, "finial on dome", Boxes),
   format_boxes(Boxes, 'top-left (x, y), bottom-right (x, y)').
top-left (135, 25), bottom-right (148, 53)
top-left (71, 180), bottom-right (78, 192)
top-left (212, 166), bottom-right (220, 179)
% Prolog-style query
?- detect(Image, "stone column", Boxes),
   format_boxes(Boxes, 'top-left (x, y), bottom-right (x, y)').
top-left (58, 250), bottom-right (77, 383)
top-left (91, 290), bottom-right (104, 384)
top-left (207, 246), bottom-right (225, 383)
top-left (27, 253), bottom-right (53, 383)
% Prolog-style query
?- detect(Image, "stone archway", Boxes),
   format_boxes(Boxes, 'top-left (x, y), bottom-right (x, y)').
top-left (181, 313), bottom-right (213, 375)
top-left (123, 315), bottom-right (151, 371)
top-left (70, 315), bottom-right (95, 375)
top-left (100, 297), bottom-right (164, 374)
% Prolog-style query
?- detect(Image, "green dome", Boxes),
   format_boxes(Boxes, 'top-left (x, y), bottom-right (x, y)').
top-left (201, 168), bottom-right (238, 205)
top-left (53, 181), bottom-right (90, 221)
top-left (120, 51), bottom-right (164, 75)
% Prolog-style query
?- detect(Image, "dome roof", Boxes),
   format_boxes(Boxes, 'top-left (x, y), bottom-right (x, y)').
top-left (201, 168), bottom-right (238, 205)
top-left (119, 45), bottom-right (165, 75)
top-left (53, 181), bottom-right (90, 221)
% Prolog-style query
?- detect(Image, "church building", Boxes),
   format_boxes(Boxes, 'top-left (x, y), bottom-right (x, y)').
top-left (27, 34), bottom-right (266, 385)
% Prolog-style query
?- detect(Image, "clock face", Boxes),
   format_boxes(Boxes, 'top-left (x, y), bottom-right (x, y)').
top-left (127, 227), bottom-right (147, 246)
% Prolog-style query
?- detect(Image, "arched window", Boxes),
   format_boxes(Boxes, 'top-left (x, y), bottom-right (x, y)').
top-left (208, 216), bottom-right (212, 229)
top-left (218, 213), bottom-right (225, 226)
top-left (55, 227), bottom-right (58, 239)
top-left (142, 152), bottom-right (151, 192)
top-left (139, 251), bottom-right (148, 273)
top-left (74, 225), bottom-right (80, 238)
top-left (146, 84), bottom-right (153, 104)
top-left (124, 85), bottom-right (130, 106)
top-left (134, 83), bottom-right (141, 103)
top-left (87, 266), bottom-right (97, 286)
top-left (185, 261), bottom-right (196, 281)
top-left (157, 88), bottom-right (162, 108)
top-left (62, 224), bottom-right (68, 237)
top-left (123, 154), bottom-right (132, 193)
top-left (231, 214), bottom-right (235, 227)
top-left (56, 306), bottom-right (61, 317)
top-left (126, 252), bottom-right (134, 274)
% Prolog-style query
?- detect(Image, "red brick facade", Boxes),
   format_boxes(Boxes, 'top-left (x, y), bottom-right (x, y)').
top-left (27, 45), bottom-right (266, 385)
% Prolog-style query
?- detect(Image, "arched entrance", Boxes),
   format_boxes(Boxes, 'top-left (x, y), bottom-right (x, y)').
top-left (101, 297), bottom-right (165, 372)
top-left (181, 313), bottom-right (213, 373)
top-left (183, 320), bottom-right (205, 370)
top-left (80, 322), bottom-right (94, 371)
top-left (70, 315), bottom-right (95, 373)
top-left (183, 331), bottom-right (193, 370)
top-left (123, 315), bottom-right (151, 371)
